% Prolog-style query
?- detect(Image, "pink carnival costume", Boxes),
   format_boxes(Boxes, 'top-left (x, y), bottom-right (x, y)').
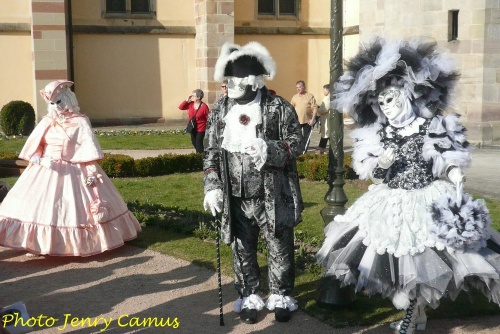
top-left (0, 80), bottom-right (141, 256)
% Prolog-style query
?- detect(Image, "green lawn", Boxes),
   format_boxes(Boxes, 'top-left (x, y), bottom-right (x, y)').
top-left (2, 172), bottom-right (500, 327)
top-left (0, 130), bottom-right (192, 154)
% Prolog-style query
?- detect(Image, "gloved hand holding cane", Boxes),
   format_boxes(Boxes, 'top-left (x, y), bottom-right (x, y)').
top-left (203, 189), bottom-right (223, 217)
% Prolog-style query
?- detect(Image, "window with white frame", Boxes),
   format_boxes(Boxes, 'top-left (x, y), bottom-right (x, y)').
top-left (257, 0), bottom-right (299, 19)
top-left (102, 0), bottom-right (156, 18)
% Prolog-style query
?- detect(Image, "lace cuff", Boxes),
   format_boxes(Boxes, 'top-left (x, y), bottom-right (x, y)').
top-left (233, 294), bottom-right (265, 313)
top-left (265, 294), bottom-right (298, 311)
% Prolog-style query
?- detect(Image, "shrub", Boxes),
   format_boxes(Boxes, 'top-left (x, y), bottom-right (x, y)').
top-left (99, 153), bottom-right (203, 177)
top-left (297, 153), bottom-right (357, 181)
top-left (0, 152), bottom-right (20, 160)
top-left (168, 153), bottom-right (203, 172)
top-left (134, 153), bottom-right (203, 177)
top-left (0, 101), bottom-right (36, 136)
top-left (99, 154), bottom-right (134, 177)
top-left (99, 152), bottom-right (355, 181)
top-left (134, 156), bottom-right (165, 177)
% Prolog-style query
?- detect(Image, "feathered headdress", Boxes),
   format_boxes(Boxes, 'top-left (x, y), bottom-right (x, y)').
top-left (214, 41), bottom-right (276, 82)
top-left (333, 37), bottom-right (460, 126)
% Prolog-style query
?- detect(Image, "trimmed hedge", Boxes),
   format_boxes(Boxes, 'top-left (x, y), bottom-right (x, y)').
top-left (296, 153), bottom-right (357, 181)
top-left (98, 152), bottom-right (357, 181)
top-left (0, 101), bottom-right (36, 136)
top-left (0, 152), bottom-right (20, 160)
top-left (134, 153), bottom-right (203, 176)
top-left (99, 154), bottom-right (135, 178)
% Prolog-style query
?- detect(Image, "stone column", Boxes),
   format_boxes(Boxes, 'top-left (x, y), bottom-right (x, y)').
top-left (30, 0), bottom-right (69, 119)
top-left (194, 0), bottom-right (234, 106)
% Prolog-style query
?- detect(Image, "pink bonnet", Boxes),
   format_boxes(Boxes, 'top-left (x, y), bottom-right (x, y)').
top-left (40, 80), bottom-right (74, 103)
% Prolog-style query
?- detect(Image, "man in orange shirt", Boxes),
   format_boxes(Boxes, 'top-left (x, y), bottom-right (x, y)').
top-left (291, 80), bottom-right (317, 152)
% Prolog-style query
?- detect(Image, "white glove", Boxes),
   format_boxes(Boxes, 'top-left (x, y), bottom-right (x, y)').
top-left (39, 157), bottom-right (53, 170)
top-left (203, 189), bottom-right (223, 217)
top-left (378, 147), bottom-right (395, 169)
top-left (447, 165), bottom-right (465, 186)
top-left (244, 138), bottom-right (268, 171)
top-left (86, 163), bottom-right (97, 175)
top-left (29, 154), bottom-right (41, 164)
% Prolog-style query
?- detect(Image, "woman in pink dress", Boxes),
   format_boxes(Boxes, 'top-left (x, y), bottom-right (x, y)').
top-left (0, 80), bottom-right (141, 257)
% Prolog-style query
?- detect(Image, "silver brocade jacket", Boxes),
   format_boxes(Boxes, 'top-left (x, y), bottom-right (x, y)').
top-left (203, 88), bottom-right (305, 244)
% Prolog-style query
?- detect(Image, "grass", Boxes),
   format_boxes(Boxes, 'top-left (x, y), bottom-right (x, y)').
top-left (117, 175), bottom-right (500, 327)
top-left (2, 172), bottom-right (500, 328)
top-left (96, 133), bottom-right (192, 149)
top-left (0, 130), bottom-right (193, 154)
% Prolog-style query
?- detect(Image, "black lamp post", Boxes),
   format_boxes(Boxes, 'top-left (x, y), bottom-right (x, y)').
top-left (316, 0), bottom-right (355, 306)
top-left (320, 0), bottom-right (347, 224)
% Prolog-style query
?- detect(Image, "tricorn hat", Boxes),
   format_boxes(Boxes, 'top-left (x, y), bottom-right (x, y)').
top-left (214, 42), bottom-right (276, 82)
top-left (40, 80), bottom-right (74, 103)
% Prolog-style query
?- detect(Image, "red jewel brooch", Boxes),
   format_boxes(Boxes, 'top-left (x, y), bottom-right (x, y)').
top-left (239, 114), bottom-right (250, 125)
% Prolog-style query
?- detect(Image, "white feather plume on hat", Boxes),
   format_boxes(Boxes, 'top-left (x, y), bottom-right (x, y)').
top-left (214, 41), bottom-right (276, 82)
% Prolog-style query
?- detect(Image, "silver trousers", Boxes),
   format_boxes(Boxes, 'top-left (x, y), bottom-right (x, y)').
top-left (231, 196), bottom-right (295, 297)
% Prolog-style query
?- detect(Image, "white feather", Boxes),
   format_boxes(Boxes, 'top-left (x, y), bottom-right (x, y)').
top-left (214, 41), bottom-right (276, 82)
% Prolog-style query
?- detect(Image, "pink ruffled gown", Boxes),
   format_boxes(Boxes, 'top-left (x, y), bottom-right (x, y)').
top-left (0, 115), bottom-right (141, 256)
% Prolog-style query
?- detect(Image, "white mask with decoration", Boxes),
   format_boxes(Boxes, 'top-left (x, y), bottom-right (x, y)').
top-left (377, 85), bottom-right (415, 127)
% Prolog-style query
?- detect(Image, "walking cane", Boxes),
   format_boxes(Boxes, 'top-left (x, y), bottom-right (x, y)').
top-left (303, 125), bottom-right (314, 154)
top-left (214, 213), bottom-right (225, 326)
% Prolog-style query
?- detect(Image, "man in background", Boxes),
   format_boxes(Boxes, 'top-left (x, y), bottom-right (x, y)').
top-left (291, 80), bottom-right (317, 152)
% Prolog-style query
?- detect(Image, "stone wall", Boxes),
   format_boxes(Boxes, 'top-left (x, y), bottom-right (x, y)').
top-left (358, 0), bottom-right (500, 143)
top-left (30, 0), bottom-right (69, 119)
top-left (195, 0), bottom-right (234, 105)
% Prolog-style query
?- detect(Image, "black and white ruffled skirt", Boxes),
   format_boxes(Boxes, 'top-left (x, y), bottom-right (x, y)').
top-left (316, 180), bottom-right (500, 310)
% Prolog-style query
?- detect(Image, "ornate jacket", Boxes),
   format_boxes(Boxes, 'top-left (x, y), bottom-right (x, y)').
top-left (203, 88), bottom-right (304, 244)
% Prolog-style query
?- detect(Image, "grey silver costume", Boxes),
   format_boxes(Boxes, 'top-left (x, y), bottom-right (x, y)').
top-left (203, 88), bottom-right (304, 297)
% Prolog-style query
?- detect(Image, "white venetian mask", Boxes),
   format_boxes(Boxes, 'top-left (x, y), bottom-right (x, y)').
top-left (226, 76), bottom-right (265, 99)
top-left (227, 77), bottom-right (246, 99)
top-left (377, 86), bottom-right (406, 121)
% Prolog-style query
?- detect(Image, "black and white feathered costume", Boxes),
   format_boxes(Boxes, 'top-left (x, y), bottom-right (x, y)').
top-left (316, 38), bottom-right (500, 313)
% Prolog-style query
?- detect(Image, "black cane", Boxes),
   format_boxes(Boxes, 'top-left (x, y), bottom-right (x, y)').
top-left (303, 124), bottom-right (314, 154)
top-left (214, 214), bottom-right (225, 326)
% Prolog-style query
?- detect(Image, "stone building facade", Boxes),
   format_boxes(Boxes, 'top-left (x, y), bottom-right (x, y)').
top-left (0, 0), bottom-right (498, 143)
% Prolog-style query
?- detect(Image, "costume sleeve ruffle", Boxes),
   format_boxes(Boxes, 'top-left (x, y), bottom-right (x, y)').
top-left (350, 123), bottom-right (385, 180)
top-left (422, 114), bottom-right (471, 177)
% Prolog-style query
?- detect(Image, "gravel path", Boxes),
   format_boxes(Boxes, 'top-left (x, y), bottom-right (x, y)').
top-left (1, 245), bottom-right (500, 334)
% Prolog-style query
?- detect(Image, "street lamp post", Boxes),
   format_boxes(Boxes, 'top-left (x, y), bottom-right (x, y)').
top-left (316, 0), bottom-right (355, 306)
